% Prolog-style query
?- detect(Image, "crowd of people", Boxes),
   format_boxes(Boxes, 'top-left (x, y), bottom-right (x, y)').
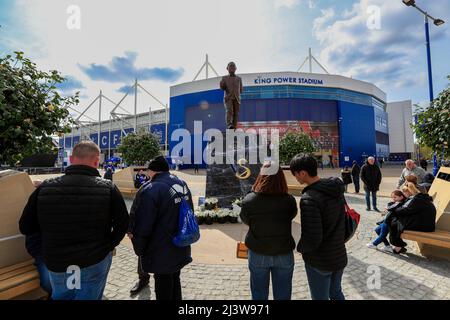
top-left (18, 140), bottom-right (438, 301)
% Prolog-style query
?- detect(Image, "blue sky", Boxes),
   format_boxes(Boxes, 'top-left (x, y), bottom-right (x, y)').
top-left (1, 0), bottom-right (449, 120)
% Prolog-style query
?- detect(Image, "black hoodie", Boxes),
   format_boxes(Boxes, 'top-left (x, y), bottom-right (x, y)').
top-left (298, 177), bottom-right (348, 272)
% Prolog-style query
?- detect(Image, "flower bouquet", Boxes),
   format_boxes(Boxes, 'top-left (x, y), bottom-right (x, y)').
top-left (227, 210), bottom-right (239, 223)
top-left (203, 210), bottom-right (215, 225)
top-left (205, 197), bottom-right (219, 210)
top-left (216, 209), bottom-right (229, 224)
top-left (195, 210), bottom-right (206, 225)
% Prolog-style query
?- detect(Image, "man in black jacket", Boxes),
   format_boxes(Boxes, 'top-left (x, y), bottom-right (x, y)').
top-left (290, 154), bottom-right (347, 300)
top-left (19, 141), bottom-right (129, 300)
top-left (128, 156), bottom-right (194, 300)
top-left (351, 160), bottom-right (361, 193)
top-left (360, 156), bottom-right (382, 212)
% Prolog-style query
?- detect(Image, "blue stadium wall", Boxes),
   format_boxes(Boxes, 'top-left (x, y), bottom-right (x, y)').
top-left (170, 85), bottom-right (388, 168)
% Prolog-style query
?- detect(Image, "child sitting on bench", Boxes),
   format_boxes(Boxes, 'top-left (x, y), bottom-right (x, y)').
top-left (367, 190), bottom-right (407, 252)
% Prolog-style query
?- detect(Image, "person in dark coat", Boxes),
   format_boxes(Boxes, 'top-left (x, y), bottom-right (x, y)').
top-left (290, 154), bottom-right (347, 300)
top-left (103, 167), bottom-right (113, 181)
top-left (360, 157), bottom-right (382, 212)
top-left (418, 172), bottom-right (435, 193)
top-left (367, 190), bottom-right (407, 252)
top-left (351, 160), bottom-right (361, 193)
top-left (240, 164), bottom-right (297, 300)
top-left (389, 182), bottom-right (436, 254)
top-left (19, 141), bottom-right (129, 300)
top-left (134, 170), bottom-right (149, 188)
top-left (419, 158), bottom-right (428, 171)
top-left (23, 180), bottom-right (52, 297)
top-left (341, 166), bottom-right (352, 192)
top-left (129, 156), bottom-right (194, 300)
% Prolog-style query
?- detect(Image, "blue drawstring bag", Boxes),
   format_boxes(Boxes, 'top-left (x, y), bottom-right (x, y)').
top-left (172, 187), bottom-right (200, 247)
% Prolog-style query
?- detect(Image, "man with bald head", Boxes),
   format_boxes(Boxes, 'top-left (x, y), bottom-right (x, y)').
top-left (20, 141), bottom-right (129, 300)
top-left (398, 159), bottom-right (427, 188)
top-left (360, 156), bottom-right (382, 212)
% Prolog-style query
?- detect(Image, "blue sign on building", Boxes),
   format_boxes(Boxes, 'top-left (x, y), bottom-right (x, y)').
top-left (60, 125), bottom-right (165, 151)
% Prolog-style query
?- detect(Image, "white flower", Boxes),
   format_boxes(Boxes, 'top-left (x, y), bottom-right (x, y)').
top-left (195, 210), bottom-right (206, 218)
top-left (204, 210), bottom-right (217, 218)
top-left (205, 197), bottom-right (218, 204)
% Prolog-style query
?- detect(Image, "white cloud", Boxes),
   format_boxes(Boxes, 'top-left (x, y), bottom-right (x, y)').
top-left (274, 0), bottom-right (300, 9)
top-left (312, 0), bottom-right (449, 95)
top-left (8, 0), bottom-right (277, 120)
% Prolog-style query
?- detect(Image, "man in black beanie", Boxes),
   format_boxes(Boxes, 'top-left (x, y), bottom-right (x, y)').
top-left (128, 156), bottom-right (194, 300)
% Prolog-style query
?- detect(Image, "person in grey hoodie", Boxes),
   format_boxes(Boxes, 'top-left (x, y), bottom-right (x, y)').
top-left (398, 159), bottom-right (427, 188)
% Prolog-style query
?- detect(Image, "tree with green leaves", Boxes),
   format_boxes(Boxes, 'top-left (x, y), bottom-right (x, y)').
top-left (279, 131), bottom-right (316, 164)
top-left (0, 51), bottom-right (79, 165)
top-left (117, 130), bottom-right (161, 166)
top-left (412, 75), bottom-right (450, 158)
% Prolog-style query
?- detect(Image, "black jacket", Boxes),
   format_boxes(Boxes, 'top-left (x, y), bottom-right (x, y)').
top-left (360, 162), bottom-right (382, 191)
top-left (420, 159), bottom-right (428, 170)
top-left (130, 172), bottom-right (193, 274)
top-left (240, 192), bottom-right (297, 256)
top-left (19, 165), bottom-right (129, 272)
top-left (351, 164), bottom-right (360, 177)
top-left (341, 170), bottom-right (352, 185)
top-left (298, 178), bottom-right (347, 272)
top-left (103, 168), bottom-right (113, 181)
top-left (389, 193), bottom-right (436, 247)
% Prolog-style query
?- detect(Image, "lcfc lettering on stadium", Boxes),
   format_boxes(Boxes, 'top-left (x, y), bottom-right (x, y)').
top-left (254, 76), bottom-right (324, 85)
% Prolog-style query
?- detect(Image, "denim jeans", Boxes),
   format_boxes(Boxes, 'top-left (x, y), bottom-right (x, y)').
top-left (248, 250), bottom-right (294, 300)
top-left (34, 256), bottom-right (52, 295)
top-left (352, 176), bottom-right (360, 193)
top-left (49, 252), bottom-right (112, 300)
top-left (304, 264), bottom-right (345, 300)
top-left (373, 223), bottom-right (390, 246)
top-left (364, 189), bottom-right (378, 209)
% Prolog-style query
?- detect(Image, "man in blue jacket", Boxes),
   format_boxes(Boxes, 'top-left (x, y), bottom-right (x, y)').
top-left (128, 156), bottom-right (194, 300)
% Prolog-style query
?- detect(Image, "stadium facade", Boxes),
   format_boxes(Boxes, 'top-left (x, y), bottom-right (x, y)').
top-left (169, 72), bottom-right (389, 168)
top-left (59, 71), bottom-right (416, 168)
top-left (59, 109), bottom-right (167, 164)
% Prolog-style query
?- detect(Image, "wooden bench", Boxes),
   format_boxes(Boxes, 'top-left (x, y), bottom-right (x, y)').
top-left (401, 229), bottom-right (450, 249)
top-left (118, 187), bottom-right (138, 198)
top-left (0, 260), bottom-right (46, 300)
top-left (288, 184), bottom-right (305, 196)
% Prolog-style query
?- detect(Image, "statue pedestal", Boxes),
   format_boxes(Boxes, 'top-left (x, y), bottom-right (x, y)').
top-left (204, 133), bottom-right (270, 208)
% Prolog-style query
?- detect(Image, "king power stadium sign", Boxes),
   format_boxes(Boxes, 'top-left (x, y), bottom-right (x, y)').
top-left (253, 76), bottom-right (324, 85)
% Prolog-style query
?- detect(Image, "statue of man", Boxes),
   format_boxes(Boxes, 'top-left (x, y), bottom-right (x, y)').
top-left (220, 62), bottom-right (243, 130)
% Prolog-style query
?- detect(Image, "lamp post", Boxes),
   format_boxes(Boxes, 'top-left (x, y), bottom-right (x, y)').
top-left (402, 0), bottom-right (445, 176)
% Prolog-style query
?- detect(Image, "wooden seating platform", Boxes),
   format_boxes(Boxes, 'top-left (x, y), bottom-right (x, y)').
top-left (402, 230), bottom-right (450, 250)
top-left (0, 260), bottom-right (46, 300)
top-left (118, 187), bottom-right (138, 198)
top-left (287, 184), bottom-right (305, 196)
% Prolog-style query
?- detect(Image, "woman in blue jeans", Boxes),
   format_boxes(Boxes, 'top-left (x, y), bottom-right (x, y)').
top-left (367, 190), bottom-right (406, 252)
top-left (240, 163), bottom-right (298, 300)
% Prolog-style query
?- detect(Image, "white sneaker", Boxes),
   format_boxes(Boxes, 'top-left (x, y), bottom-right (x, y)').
top-left (380, 245), bottom-right (392, 253)
top-left (366, 243), bottom-right (377, 249)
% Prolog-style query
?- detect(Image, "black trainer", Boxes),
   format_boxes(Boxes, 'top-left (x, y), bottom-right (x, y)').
top-left (393, 247), bottom-right (408, 255)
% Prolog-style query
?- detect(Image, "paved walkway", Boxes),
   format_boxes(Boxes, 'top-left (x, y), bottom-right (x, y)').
top-left (104, 194), bottom-right (450, 300)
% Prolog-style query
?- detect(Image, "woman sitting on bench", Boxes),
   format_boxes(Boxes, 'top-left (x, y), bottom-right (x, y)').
top-left (389, 182), bottom-right (437, 254)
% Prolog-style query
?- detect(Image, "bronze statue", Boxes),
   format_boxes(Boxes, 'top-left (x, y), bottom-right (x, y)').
top-left (220, 62), bottom-right (243, 130)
